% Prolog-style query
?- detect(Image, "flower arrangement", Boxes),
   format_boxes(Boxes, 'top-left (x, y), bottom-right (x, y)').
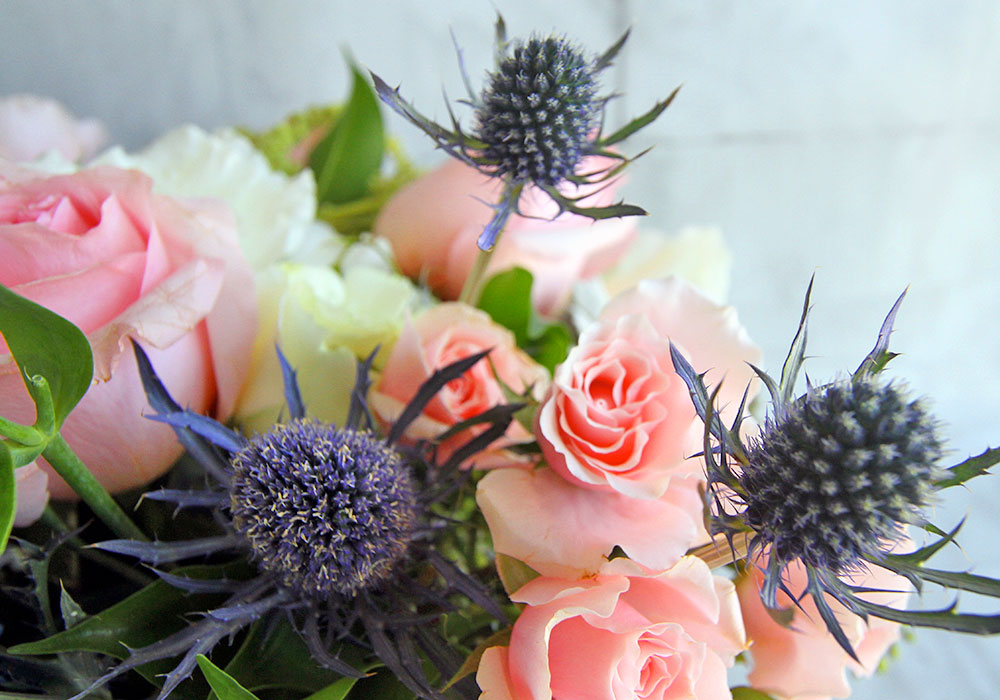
top-left (1, 14), bottom-right (998, 700)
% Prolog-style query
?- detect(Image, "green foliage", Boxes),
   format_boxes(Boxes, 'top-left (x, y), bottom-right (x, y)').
top-left (198, 655), bottom-right (261, 700)
top-left (9, 564), bottom-right (238, 686)
top-left (0, 446), bottom-right (13, 552)
top-left (936, 446), bottom-right (1000, 489)
top-left (477, 267), bottom-right (572, 373)
top-left (731, 687), bottom-right (778, 700)
top-left (0, 283), bottom-right (93, 433)
top-left (224, 617), bottom-right (367, 695)
top-left (311, 62), bottom-right (384, 206)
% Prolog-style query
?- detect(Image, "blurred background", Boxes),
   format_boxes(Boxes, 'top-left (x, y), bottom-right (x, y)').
top-left (2, 1), bottom-right (998, 697)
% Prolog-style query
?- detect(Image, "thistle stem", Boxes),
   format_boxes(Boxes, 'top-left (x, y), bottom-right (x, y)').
top-left (688, 531), bottom-right (751, 569)
top-left (458, 246), bottom-right (494, 306)
top-left (41, 434), bottom-right (147, 542)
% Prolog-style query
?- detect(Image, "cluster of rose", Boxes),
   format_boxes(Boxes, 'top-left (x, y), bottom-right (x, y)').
top-left (1, 17), bottom-right (998, 700)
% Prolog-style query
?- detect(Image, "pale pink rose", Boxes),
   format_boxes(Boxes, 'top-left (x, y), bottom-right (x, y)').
top-left (13, 462), bottom-right (49, 527)
top-left (537, 276), bottom-right (761, 500)
top-left (0, 162), bottom-right (257, 498)
top-left (0, 95), bottom-right (107, 163)
top-left (372, 158), bottom-right (636, 316)
top-left (737, 551), bottom-right (911, 700)
top-left (369, 303), bottom-right (549, 468)
top-left (477, 466), bottom-right (706, 578)
top-left (477, 556), bottom-right (746, 700)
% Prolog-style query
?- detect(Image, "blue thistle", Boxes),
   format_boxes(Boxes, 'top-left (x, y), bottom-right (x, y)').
top-left (671, 278), bottom-right (1000, 660)
top-left (229, 420), bottom-right (418, 597)
top-left (371, 15), bottom-right (677, 250)
top-left (742, 377), bottom-right (943, 575)
top-left (474, 35), bottom-right (600, 186)
top-left (67, 345), bottom-right (517, 700)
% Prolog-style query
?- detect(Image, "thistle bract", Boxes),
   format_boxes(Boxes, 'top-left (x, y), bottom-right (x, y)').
top-left (475, 36), bottom-right (600, 185)
top-left (742, 377), bottom-right (943, 574)
top-left (230, 420), bottom-right (418, 598)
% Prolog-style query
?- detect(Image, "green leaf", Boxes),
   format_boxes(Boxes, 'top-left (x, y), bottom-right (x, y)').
top-left (443, 627), bottom-right (511, 690)
top-left (9, 564), bottom-right (239, 683)
top-left (345, 669), bottom-right (416, 700)
top-left (301, 677), bottom-right (364, 700)
top-left (495, 552), bottom-right (540, 595)
top-left (936, 446), bottom-right (1000, 488)
top-left (731, 687), bottom-right (779, 700)
top-left (0, 284), bottom-right (93, 430)
top-left (848, 595), bottom-right (1000, 634)
top-left (311, 62), bottom-right (384, 205)
top-left (853, 289), bottom-right (906, 381)
top-left (198, 655), bottom-right (261, 700)
top-left (224, 616), bottom-right (367, 694)
top-left (477, 267), bottom-right (572, 373)
top-left (779, 275), bottom-right (814, 406)
top-left (0, 444), bottom-right (14, 552)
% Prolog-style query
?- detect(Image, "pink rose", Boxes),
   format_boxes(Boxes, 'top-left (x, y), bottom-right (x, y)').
top-left (369, 303), bottom-right (549, 468)
top-left (537, 276), bottom-right (761, 500)
top-left (0, 95), bottom-right (107, 163)
top-left (0, 162), bottom-right (257, 498)
top-left (477, 556), bottom-right (746, 700)
top-left (477, 466), bottom-right (705, 578)
top-left (737, 551), bottom-right (911, 700)
top-left (372, 158), bottom-right (636, 316)
top-left (13, 462), bottom-right (49, 527)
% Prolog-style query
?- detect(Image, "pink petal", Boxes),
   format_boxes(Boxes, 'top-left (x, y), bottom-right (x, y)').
top-left (13, 462), bottom-right (49, 527)
top-left (477, 467), bottom-right (704, 578)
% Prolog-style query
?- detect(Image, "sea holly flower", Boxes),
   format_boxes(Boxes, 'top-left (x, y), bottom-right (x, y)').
top-left (69, 343), bottom-right (518, 700)
top-left (670, 277), bottom-right (1000, 659)
top-left (371, 15), bottom-right (677, 252)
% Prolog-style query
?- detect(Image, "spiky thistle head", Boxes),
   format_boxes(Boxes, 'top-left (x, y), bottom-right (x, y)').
top-left (371, 14), bottom-right (679, 250)
top-left (229, 420), bottom-right (418, 598)
top-left (474, 35), bottom-right (600, 186)
top-left (741, 376), bottom-right (944, 574)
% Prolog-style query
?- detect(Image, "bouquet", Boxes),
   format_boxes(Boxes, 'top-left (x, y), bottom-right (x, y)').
top-left (1, 14), bottom-right (998, 700)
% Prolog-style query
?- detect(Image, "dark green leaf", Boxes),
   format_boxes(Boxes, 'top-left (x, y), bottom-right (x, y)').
top-left (848, 596), bottom-right (1000, 634)
top-left (443, 627), bottom-right (511, 690)
top-left (9, 564), bottom-right (240, 683)
top-left (936, 446), bottom-right (1000, 488)
top-left (593, 29), bottom-right (630, 72)
top-left (198, 655), bottom-right (260, 700)
top-left (311, 62), bottom-right (384, 205)
top-left (596, 86), bottom-right (679, 146)
top-left (0, 284), bottom-right (93, 430)
top-left (345, 669), bottom-right (416, 700)
top-left (224, 617), bottom-right (367, 694)
top-left (882, 519), bottom-right (963, 565)
top-left (0, 444), bottom-right (14, 551)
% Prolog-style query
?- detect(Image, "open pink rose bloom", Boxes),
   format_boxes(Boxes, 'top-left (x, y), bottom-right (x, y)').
top-left (0, 162), bottom-right (256, 499)
top-left (477, 557), bottom-right (746, 700)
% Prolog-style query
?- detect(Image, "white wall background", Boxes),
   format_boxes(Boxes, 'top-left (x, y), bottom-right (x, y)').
top-left (2, 1), bottom-right (998, 697)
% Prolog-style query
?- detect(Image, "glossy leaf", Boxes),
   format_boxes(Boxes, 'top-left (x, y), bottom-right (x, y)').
top-left (197, 655), bottom-right (260, 700)
top-left (477, 267), bottom-right (572, 373)
top-left (311, 63), bottom-right (384, 205)
top-left (0, 283), bottom-right (93, 430)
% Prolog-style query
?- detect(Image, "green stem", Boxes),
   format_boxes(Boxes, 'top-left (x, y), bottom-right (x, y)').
top-left (41, 434), bottom-right (147, 542)
top-left (459, 247), bottom-right (495, 306)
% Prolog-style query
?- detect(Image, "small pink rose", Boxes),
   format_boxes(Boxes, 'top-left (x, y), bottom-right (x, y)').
top-left (477, 556), bottom-right (746, 700)
top-left (369, 303), bottom-right (549, 468)
top-left (737, 550), bottom-right (911, 700)
top-left (0, 95), bottom-right (107, 163)
top-left (537, 276), bottom-right (761, 500)
top-left (372, 158), bottom-right (636, 316)
top-left (0, 162), bottom-right (257, 498)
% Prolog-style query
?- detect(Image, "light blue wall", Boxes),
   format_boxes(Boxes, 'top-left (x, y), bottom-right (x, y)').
top-left (2, 2), bottom-right (998, 697)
